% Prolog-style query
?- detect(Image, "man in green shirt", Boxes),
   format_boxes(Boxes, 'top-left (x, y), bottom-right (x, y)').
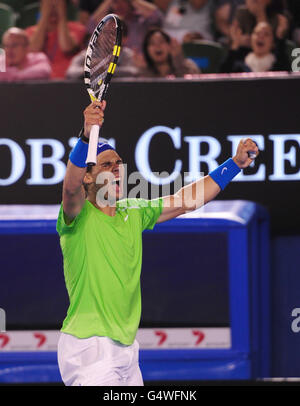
top-left (56, 100), bottom-right (258, 386)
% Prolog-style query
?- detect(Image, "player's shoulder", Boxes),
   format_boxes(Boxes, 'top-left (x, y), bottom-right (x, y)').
top-left (56, 200), bottom-right (90, 235)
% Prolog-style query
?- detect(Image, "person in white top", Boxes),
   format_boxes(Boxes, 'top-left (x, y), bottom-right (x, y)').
top-left (163, 0), bottom-right (215, 43)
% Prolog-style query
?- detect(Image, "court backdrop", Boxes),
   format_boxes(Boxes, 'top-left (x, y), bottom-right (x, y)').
top-left (0, 76), bottom-right (300, 234)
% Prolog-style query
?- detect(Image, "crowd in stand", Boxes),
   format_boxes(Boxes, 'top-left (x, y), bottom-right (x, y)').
top-left (0, 0), bottom-right (299, 81)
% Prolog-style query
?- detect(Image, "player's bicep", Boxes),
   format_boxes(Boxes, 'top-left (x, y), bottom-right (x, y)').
top-left (62, 162), bottom-right (87, 223)
top-left (62, 183), bottom-right (86, 223)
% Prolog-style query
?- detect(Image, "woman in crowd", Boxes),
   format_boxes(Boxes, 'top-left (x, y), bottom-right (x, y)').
top-left (83, 0), bottom-right (164, 53)
top-left (232, 0), bottom-right (290, 48)
top-left (221, 20), bottom-right (290, 72)
top-left (137, 27), bottom-right (200, 78)
top-left (66, 20), bottom-right (138, 79)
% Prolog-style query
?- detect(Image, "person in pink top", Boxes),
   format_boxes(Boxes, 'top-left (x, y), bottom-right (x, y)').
top-left (0, 27), bottom-right (51, 81)
top-left (26, 0), bottom-right (86, 79)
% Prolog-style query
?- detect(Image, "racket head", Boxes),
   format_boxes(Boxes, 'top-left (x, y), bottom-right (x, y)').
top-left (84, 14), bottom-right (122, 103)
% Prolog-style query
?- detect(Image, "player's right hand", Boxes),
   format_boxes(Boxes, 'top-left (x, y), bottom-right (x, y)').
top-left (83, 100), bottom-right (106, 138)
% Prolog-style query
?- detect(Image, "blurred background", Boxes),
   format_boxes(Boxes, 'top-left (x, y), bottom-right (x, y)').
top-left (0, 0), bottom-right (300, 385)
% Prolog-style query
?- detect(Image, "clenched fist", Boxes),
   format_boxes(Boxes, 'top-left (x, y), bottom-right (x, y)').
top-left (84, 100), bottom-right (106, 138)
top-left (233, 138), bottom-right (259, 169)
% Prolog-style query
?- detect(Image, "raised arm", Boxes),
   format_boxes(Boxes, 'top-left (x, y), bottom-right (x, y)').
top-left (28, 0), bottom-right (52, 52)
top-left (157, 138), bottom-right (259, 223)
top-left (56, 0), bottom-right (80, 54)
top-left (91, 0), bottom-right (113, 26)
top-left (131, 0), bottom-right (160, 18)
top-left (62, 101), bottom-right (105, 223)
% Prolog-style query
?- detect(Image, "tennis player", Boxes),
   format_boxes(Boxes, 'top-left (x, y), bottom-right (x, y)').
top-left (56, 100), bottom-right (259, 386)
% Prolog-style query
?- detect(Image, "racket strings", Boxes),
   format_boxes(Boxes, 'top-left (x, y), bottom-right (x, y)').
top-left (90, 22), bottom-right (117, 91)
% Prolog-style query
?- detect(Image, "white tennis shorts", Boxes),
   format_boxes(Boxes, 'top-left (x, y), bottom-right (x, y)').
top-left (57, 333), bottom-right (144, 386)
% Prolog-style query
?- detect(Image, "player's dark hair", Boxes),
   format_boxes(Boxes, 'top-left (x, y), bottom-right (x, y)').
top-left (142, 28), bottom-right (175, 76)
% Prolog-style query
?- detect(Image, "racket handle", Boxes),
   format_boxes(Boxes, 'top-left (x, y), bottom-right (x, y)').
top-left (248, 151), bottom-right (257, 159)
top-left (86, 124), bottom-right (100, 166)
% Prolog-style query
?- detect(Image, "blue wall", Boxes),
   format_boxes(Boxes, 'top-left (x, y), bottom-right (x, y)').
top-left (271, 235), bottom-right (300, 377)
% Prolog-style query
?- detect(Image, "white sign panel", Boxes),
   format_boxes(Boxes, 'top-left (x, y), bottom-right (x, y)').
top-left (0, 328), bottom-right (231, 352)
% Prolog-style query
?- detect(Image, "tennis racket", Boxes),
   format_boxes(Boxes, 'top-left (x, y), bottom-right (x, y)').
top-left (84, 14), bottom-right (122, 167)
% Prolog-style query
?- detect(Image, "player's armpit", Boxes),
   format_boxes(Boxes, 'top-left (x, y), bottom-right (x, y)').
top-left (62, 195), bottom-right (85, 224)
top-left (62, 187), bottom-right (86, 223)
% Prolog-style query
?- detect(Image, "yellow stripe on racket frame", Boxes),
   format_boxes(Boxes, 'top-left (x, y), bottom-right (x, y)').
top-left (113, 45), bottom-right (121, 57)
top-left (108, 62), bottom-right (117, 75)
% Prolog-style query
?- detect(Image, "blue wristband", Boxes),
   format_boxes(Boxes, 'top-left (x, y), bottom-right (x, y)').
top-left (69, 138), bottom-right (88, 168)
top-left (209, 158), bottom-right (241, 190)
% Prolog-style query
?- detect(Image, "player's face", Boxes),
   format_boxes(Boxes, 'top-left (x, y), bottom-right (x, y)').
top-left (251, 24), bottom-right (274, 56)
top-left (93, 150), bottom-right (124, 203)
top-left (147, 32), bottom-right (170, 64)
top-left (2, 34), bottom-right (28, 67)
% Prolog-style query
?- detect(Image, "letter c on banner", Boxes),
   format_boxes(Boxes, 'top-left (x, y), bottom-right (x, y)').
top-left (135, 126), bottom-right (182, 185)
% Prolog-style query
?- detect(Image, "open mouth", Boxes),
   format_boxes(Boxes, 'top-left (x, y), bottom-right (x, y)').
top-left (111, 178), bottom-right (121, 189)
top-left (111, 178), bottom-right (120, 185)
top-left (256, 40), bottom-right (265, 48)
top-left (154, 50), bottom-right (165, 58)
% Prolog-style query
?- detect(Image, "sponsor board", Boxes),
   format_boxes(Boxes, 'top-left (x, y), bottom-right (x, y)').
top-left (0, 328), bottom-right (231, 351)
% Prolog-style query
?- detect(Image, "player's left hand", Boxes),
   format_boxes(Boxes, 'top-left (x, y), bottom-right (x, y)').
top-left (233, 138), bottom-right (259, 169)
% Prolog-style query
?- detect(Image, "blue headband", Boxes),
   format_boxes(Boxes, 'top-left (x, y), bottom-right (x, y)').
top-left (69, 139), bottom-right (116, 168)
top-left (97, 142), bottom-right (115, 155)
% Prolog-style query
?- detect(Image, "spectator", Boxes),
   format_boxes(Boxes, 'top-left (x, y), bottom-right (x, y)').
top-left (214, 0), bottom-right (245, 41)
top-left (286, 0), bottom-right (300, 45)
top-left (86, 0), bottom-right (164, 53)
top-left (26, 0), bottom-right (86, 79)
top-left (136, 27), bottom-right (200, 77)
top-left (221, 21), bottom-right (290, 72)
top-left (78, 0), bottom-right (104, 25)
top-left (163, 0), bottom-right (215, 43)
top-left (0, 28), bottom-right (51, 81)
top-left (66, 21), bottom-right (138, 79)
top-left (233, 0), bottom-right (290, 48)
top-left (153, 0), bottom-right (171, 13)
